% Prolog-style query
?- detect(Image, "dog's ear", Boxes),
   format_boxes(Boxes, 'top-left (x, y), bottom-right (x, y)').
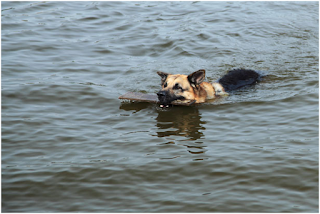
top-left (157, 71), bottom-right (170, 84)
top-left (188, 69), bottom-right (205, 85)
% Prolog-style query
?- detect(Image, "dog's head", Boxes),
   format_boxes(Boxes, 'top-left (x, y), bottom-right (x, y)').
top-left (156, 69), bottom-right (206, 105)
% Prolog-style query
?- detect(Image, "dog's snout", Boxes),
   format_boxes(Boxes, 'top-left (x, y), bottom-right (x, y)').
top-left (157, 90), bottom-right (166, 97)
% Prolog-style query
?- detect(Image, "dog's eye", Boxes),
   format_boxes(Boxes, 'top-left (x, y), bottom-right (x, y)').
top-left (173, 83), bottom-right (183, 90)
top-left (164, 82), bottom-right (167, 88)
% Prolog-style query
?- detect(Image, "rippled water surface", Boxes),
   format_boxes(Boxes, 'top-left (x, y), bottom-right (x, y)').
top-left (2, 1), bottom-right (319, 212)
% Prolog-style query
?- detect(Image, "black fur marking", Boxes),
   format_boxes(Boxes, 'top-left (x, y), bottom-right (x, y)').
top-left (218, 69), bottom-right (260, 92)
top-left (173, 83), bottom-right (184, 91)
top-left (157, 90), bottom-right (185, 105)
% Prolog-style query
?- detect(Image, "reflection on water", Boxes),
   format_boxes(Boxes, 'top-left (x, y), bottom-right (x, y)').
top-left (156, 106), bottom-right (205, 140)
top-left (120, 102), bottom-right (208, 157)
top-left (120, 102), bottom-right (206, 141)
top-left (119, 101), bottom-right (154, 113)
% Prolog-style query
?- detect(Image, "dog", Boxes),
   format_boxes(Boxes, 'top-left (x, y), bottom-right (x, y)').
top-left (157, 69), bottom-right (260, 107)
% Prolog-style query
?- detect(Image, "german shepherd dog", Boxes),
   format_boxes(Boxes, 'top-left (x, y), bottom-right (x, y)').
top-left (157, 69), bottom-right (260, 107)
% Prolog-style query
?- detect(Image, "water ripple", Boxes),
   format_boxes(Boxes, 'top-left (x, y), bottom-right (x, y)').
top-left (2, 1), bottom-right (318, 212)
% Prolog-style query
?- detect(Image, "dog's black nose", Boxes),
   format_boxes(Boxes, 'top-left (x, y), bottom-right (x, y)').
top-left (157, 90), bottom-right (166, 97)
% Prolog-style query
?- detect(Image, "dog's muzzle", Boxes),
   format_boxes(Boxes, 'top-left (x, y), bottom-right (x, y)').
top-left (156, 90), bottom-right (166, 96)
top-left (157, 90), bottom-right (168, 104)
top-left (157, 90), bottom-right (186, 107)
top-left (157, 90), bottom-right (171, 108)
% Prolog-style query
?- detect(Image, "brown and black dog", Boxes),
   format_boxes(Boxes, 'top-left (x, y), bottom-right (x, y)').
top-left (157, 69), bottom-right (260, 107)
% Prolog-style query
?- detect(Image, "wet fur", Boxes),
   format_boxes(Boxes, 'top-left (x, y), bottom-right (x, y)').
top-left (157, 69), bottom-right (260, 105)
top-left (218, 69), bottom-right (260, 91)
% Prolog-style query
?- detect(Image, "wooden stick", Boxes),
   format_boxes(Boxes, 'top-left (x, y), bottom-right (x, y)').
top-left (119, 92), bottom-right (196, 106)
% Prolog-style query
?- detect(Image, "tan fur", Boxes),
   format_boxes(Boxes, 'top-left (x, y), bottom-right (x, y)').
top-left (158, 70), bottom-right (226, 104)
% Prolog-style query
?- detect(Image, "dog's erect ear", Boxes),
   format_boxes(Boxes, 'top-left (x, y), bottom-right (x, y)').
top-left (188, 69), bottom-right (206, 85)
top-left (157, 71), bottom-right (170, 84)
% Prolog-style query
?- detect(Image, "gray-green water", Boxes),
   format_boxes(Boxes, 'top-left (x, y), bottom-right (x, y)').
top-left (2, 1), bottom-right (318, 212)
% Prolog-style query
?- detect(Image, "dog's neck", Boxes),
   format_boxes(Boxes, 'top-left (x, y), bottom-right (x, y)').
top-left (191, 82), bottom-right (208, 102)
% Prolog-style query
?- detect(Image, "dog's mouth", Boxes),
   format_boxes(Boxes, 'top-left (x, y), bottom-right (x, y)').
top-left (157, 90), bottom-right (185, 107)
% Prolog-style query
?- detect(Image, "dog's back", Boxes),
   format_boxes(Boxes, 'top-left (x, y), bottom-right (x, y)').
top-left (218, 69), bottom-right (260, 92)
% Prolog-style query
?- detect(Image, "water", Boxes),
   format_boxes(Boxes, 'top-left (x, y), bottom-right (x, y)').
top-left (2, 1), bottom-right (318, 212)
